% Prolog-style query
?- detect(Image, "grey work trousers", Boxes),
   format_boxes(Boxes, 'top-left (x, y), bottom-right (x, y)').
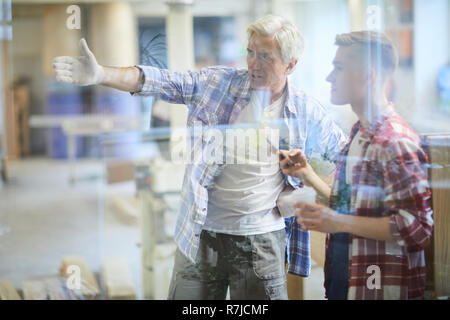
top-left (167, 229), bottom-right (288, 300)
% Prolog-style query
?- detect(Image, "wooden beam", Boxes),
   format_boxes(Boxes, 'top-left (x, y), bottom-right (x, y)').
top-left (44, 277), bottom-right (68, 300)
top-left (286, 272), bottom-right (303, 300)
top-left (109, 194), bottom-right (139, 224)
top-left (285, 265), bottom-right (303, 300)
top-left (22, 280), bottom-right (48, 300)
top-left (310, 231), bottom-right (326, 269)
top-left (0, 280), bottom-right (22, 300)
top-left (2, 39), bottom-right (16, 160)
top-left (60, 255), bottom-right (101, 300)
top-left (424, 134), bottom-right (450, 297)
top-left (102, 256), bottom-right (136, 300)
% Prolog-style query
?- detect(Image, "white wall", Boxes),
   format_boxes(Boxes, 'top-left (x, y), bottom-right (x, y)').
top-left (412, 0), bottom-right (450, 132)
top-left (289, 0), bottom-right (357, 134)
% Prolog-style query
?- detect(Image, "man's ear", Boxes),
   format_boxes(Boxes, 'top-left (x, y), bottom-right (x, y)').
top-left (286, 59), bottom-right (298, 75)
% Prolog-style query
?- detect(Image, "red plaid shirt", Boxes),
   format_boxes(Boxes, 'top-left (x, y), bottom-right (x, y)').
top-left (325, 104), bottom-right (433, 299)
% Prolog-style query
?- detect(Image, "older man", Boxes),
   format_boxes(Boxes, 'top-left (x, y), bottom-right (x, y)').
top-left (53, 15), bottom-right (346, 300)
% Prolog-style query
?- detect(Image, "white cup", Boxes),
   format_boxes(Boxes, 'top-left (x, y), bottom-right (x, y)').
top-left (277, 186), bottom-right (317, 218)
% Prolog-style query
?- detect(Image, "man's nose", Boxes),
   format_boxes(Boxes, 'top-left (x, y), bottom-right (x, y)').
top-left (326, 71), bottom-right (334, 83)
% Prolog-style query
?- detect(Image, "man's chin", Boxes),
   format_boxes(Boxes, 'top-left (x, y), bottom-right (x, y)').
top-left (330, 96), bottom-right (348, 105)
top-left (250, 82), bottom-right (269, 91)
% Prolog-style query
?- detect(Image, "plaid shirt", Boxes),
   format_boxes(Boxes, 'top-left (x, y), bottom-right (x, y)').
top-left (135, 65), bottom-right (347, 277)
top-left (326, 104), bottom-right (433, 299)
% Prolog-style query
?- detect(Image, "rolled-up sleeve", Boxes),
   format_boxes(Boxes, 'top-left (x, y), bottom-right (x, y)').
top-left (131, 65), bottom-right (210, 106)
top-left (383, 138), bottom-right (433, 252)
top-left (305, 98), bottom-right (347, 163)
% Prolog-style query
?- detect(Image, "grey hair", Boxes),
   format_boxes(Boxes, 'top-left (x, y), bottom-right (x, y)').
top-left (247, 14), bottom-right (304, 65)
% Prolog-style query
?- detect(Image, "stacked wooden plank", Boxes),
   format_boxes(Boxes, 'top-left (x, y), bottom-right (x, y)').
top-left (59, 255), bottom-right (101, 300)
top-left (3, 255), bottom-right (137, 300)
top-left (102, 256), bottom-right (136, 300)
top-left (109, 194), bottom-right (140, 224)
top-left (0, 280), bottom-right (21, 300)
top-left (43, 277), bottom-right (67, 300)
top-left (22, 277), bottom-right (83, 300)
top-left (22, 280), bottom-right (48, 300)
top-left (12, 83), bottom-right (30, 158)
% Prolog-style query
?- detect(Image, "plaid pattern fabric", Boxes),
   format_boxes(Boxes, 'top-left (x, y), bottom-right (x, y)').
top-left (326, 103), bottom-right (433, 299)
top-left (135, 65), bottom-right (347, 276)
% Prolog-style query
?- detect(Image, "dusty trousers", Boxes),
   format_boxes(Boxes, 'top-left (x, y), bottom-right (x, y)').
top-left (167, 229), bottom-right (288, 300)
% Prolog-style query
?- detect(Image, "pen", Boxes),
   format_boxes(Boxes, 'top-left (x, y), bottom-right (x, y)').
top-left (266, 137), bottom-right (295, 166)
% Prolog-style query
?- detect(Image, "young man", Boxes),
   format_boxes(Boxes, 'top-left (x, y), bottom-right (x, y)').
top-left (53, 15), bottom-right (347, 299)
top-left (280, 31), bottom-right (433, 300)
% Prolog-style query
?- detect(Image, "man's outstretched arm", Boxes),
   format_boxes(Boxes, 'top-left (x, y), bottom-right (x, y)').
top-left (53, 38), bottom-right (143, 92)
top-left (100, 66), bottom-right (143, 93)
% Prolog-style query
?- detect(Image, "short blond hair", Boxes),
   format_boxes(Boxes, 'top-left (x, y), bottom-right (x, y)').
top-left (335, 31), bottom-right (398, 76)
top-left (247, 14), bottom-right (304, 65)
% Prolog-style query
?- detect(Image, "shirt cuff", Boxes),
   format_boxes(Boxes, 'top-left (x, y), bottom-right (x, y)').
top-left (389, 212), bottom-right (406, 247)
top-left (286, 175), bottom-right (303, 189)
top-left (129, 65), bottom-right (145, 96)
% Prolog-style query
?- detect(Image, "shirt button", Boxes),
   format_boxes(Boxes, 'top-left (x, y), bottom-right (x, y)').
top-left (202, 208), bottom-right (206, 212)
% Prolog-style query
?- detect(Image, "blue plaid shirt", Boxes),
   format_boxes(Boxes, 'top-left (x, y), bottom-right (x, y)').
top-left (134, 65), bottom-right (347, 277)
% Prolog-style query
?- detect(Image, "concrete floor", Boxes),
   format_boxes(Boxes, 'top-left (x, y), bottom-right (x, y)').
top-left (303, 261), bottom-right (326, 300)
top-left (0, 158), bottom-right (142, 298)
top-left (0, 157), bottom-right (325, 300)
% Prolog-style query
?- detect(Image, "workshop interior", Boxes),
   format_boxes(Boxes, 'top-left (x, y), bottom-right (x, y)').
top-left (0, 0), bottom-right (449, 300)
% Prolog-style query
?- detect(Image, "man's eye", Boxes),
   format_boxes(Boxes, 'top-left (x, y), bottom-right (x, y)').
top-left (260, 53), bottom-right (271, 61)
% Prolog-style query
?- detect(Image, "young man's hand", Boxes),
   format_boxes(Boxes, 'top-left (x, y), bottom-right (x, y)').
top-left (53, 38), bottom-right (104, 86)
top-left (278, 149), bottom-right (314, 184)
top-left (294, 202), bottom-right (342, 233)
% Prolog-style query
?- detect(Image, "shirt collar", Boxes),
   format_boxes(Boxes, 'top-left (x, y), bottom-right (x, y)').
top-left (285, 80), bottom-right (297, 115)
top-left (239, 72), bottom-right (297, 115)
top-left (358, 102), bottom-right (396, 139)
top-left (231, 73), bottom-right (251, 103)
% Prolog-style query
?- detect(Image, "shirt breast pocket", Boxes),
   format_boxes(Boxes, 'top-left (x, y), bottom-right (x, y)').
top-left (193, 107), bottom-right (218, 127)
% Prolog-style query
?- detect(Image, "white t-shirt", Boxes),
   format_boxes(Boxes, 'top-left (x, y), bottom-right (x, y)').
top-left (204, 90), bottom-right (287, 235)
